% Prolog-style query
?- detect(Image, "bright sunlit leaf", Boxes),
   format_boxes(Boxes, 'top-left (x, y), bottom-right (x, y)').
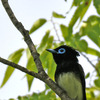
top-left (69, 0), bottom-right (92, 27)
top-left (52, 11), bottom-right (65, 18)
top-left (71, 0), bottom-right (83, 7)
top-left (29, 18), bottom-right (47, 34)
top-left (0, 48), bottom-right (25, 88)
top-left (37, 30), bottom-right (50, 54)
top-left (80, 15), bottom-right (100, 47)
top-left (26, 48), bottom-right (37, 91)
top-left (93, 0), bottom-right (100, 15)
top-left (60, 24), bottom-right (72, 41)
top-left (87, 47), bottom-right (100, 56)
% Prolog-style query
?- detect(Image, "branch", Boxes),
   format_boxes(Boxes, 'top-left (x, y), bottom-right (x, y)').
top-left (0, 57), bottom-right (42, 79)
top-left (0, 57), bottom-right (70, 100)
top-left (1, 0), bottom-right (43, 73)
top-left (1, 0), bottom-right (71, 100)
top-left (51, 17), bottom-right (60, 41)
top-left (80, 52), bottom-right (100, 76)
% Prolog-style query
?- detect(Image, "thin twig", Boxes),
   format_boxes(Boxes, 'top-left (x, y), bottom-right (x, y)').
top-left (80, 52), bottom-right (95, 68)
top-left (89, 70), bottom-right (95, 87)
top-left (80, 52), bottom-right (100, 76)
top-left (51, 17), bottom-right (60, 41)
top-left (0, 57), bottom-right (42, 79)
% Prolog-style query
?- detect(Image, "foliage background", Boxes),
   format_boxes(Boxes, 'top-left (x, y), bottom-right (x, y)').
top-left (0, 0), bottom-right (100, 100)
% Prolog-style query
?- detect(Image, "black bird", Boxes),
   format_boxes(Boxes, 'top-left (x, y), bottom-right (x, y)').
top-left (46, 45), bottom-right (86, 100)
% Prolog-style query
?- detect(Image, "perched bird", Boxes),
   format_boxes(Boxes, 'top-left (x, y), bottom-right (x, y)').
top-left (46, 45), bottom-right (86, 100)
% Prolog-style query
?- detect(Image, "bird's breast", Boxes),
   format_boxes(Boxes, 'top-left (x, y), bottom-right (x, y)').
top-left (57, 72), bottom-right (83, 100)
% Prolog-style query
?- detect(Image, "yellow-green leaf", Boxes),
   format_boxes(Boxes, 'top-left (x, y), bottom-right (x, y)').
top-left (94, 78), bottom-right (100, 88)
top-left (87, 31), bottom-right (100, 47)
top-left (69, 1), bottom-right (92, 27)
top-left (46, 36), bottom-right (54, 48)
top-left (87, 47), bottom-right (100, 56)
top-left (85, 72), bottom-right (90, 79)
top-left (60, 24), bottom-right (72, 41)
top-left (75, 39), bottom-right (88, 52)
top-left (52, 11), bottom-right (65, 18)
top-left (29, 18), bottom-right (47, 34)
top-left (93, 0), bottom-right (100, 15)
top-left (26, 48), bottom-right (37, 91)
top-left (78, 0), bottom-right (92, 26)
top-left (80, 15), bottom-right (100, 47)
top-left (37, 30), bottom-right (50, 54)
top-left (71, 0), bottom-right (83, 6)
top-left (0, 48), bottom-right (24, 88)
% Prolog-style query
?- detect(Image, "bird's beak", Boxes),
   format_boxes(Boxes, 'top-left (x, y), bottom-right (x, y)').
top-left (46, 49), bottom-right (58, 54)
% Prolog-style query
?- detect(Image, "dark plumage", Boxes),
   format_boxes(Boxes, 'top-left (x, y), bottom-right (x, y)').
top-left (46, 45), bottom-right (86, 100)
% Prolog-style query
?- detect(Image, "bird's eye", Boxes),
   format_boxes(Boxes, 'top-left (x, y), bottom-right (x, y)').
top-left (58, 48), bottom-right (66, 54)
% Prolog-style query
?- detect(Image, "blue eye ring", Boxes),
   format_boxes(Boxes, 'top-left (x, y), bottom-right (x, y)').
top-left (58, 48), bottom-right (66, 54)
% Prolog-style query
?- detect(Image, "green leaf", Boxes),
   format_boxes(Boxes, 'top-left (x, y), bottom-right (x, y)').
top-left (78, 0), bottom-right (92, 26)
top-left (14, 89), bottom-right (58, 100)
top-left (73, 32), bottom-right (81, 40)
top-left (26, 57), bottom-right (35, 91)
top-left (93, 0), bottom-right (100, 14)
top-left (40, 36), bottom-right (54, 69)
top-left (18, 95), bottom-right (29, 100)
top-left (79, 23), bottom-right (88, 36)
top-left (0, 48), bottom-right (24, 88)
top-left (69, 3), bottom-right (84, 27)
top-left (26, 48), bottom-right (37, 91)
top-left (87, 47), bottom-right (100, 56)
top-left (29, 18), bottom-right (47, 34)
top-left (48, 59), bottom-right (56, 80)
top-left (41, 36), bottom-right (55, 79)
top-left (94, 78), bottom-right (100, 88)
top-left (96, 61), bottom-right (100, 76)
top-left (9, 98), bottom-right (15, 100)
top-left (69, 1), bottom-right (92, 27)
top-left (45, 52), bottom-right (56, 80)
top-left (80, 15), bottom-right (100, 47)
top-left (46, 36), bottom-right (54, 48)
top-left (85, 72), bottom-right (90, 79)
top-left (60, 24), bottom-right (72, 41)
top-left (86, 16), bottom-right (100, 47)
top-left (75, 39), bottom-right (88, 52)
top-left (90, 91), bottom-right (95, 98)
top-left (71, 0), bottom-right (83, 6)
top-left (98, 36), bottom-right (100, 47)
top-left (52, 11), bottom-right (65, 18)
top-left (37, 30), bottom-right (50, 54)
top-left (87, 31), bottom-right (100, 47)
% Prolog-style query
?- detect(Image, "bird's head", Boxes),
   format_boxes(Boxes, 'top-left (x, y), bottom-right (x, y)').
top-left (46, 45), bottom-right (79, 64)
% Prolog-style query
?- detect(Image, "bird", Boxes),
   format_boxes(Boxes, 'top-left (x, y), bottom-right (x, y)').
top-left (46, 45), bottom-right (86, 100)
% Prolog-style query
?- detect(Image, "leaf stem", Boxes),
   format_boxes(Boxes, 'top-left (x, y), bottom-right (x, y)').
top-left (80, 52), bottom-right (100, 76)
top-left (51, 17), bottom-right (61, 41)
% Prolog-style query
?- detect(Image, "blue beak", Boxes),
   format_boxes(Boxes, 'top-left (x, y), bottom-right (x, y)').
top-left (46, 49), bottom-right (59, 54)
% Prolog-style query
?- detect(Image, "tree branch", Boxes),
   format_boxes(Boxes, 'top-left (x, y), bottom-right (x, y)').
top-left (1, 0), bottom-right (43, 73)
top-left (80, 52), bottom-right (100, 76)
top-left (1, 0), bottom-right (71, 99)
top-left (0, 57), bottom-right (42, 79)
top-left (0, 56), bottom-right (71, 100)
